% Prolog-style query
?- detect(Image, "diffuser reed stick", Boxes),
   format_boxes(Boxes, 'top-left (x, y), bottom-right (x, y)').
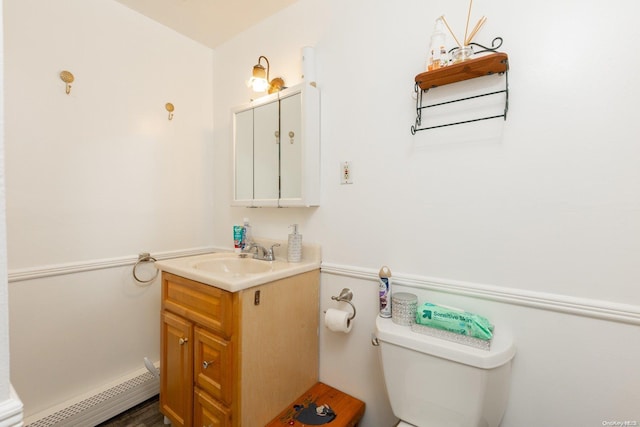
top-left (464, 0), bottom-right (473, 47)
top-left (465, 16), bottom-right (486, 45)
top-left (440, 15), bottom-right (462, 48)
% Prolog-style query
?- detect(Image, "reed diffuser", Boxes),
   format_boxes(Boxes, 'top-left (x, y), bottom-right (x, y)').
top-left (440, 0), bottom-right (487, 62)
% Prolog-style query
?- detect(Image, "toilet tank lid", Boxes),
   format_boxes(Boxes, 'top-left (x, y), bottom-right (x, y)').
top-left (375, 317), bottom-right (516, 369)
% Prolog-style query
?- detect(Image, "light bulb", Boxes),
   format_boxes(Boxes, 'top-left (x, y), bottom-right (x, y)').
top-left (250, 77), bottom-right (269, 92)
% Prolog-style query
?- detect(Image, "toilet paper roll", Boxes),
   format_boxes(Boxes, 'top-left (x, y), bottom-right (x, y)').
top-left (324, 308), bottom-right (353, 333)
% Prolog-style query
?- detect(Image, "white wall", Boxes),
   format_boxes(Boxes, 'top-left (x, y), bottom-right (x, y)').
top-left (214, 0), bottom-right (640, 303)
top-left (4, 0), bottom-right (214, 418)
top-left (0, 1), bottom-right (25, 424)
top-left (212, 0), bottom-right (640, 425)
top-left (0, 0), bottom-right (10, 404)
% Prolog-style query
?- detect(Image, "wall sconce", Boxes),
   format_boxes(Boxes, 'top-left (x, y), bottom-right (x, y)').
top-left (249, 56), bottom-right (285, 94)
top-left (59, 70), bottom-right (74, 95)
top-left (165, 103), bottom-right (174, 120)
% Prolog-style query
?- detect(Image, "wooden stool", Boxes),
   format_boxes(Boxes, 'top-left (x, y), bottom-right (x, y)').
top-left (266, 382), bottom-right (365, 427)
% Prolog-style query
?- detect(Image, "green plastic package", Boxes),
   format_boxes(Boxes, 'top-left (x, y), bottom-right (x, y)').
top-left (416, 302), bottom-right (494, 341)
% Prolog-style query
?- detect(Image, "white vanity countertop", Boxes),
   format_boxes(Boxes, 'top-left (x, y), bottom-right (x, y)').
top-left (155, 240), bottom-right (321, 293)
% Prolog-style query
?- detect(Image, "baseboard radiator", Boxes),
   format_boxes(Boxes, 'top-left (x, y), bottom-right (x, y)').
top-left (24, 365), bottom-right (160, 427)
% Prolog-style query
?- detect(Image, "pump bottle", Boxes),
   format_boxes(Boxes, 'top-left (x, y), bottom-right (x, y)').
top-left (242, 218), bottom-right (253, 250)
top-left (287, 224), bottom-right (302, 262)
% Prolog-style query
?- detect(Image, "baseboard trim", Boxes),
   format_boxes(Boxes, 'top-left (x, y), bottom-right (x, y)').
top-left (23, 365), bottom-right (159, 427)
top-left (321, 262), bottom-right (640, 325)
top-left (8, 247), bottom-right (219, 283)
top-left (0, 385), bottom-right (24, 427)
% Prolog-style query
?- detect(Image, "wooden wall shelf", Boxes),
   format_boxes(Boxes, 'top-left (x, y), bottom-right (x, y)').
top-left (415, 52), bottom-right (509, 90)
top-left (411, 52), bottom-right (509, 134)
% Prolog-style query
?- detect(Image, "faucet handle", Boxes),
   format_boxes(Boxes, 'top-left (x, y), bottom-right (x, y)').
top-left (266, 243), bottom-right (280, 261)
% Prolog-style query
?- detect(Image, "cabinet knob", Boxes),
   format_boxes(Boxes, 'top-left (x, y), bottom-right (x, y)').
top-left (178, 337), bottom-right (188, 345)
top-left (274, 130), bottom-right (280, 144)
top-left (202, 360), bottom-right (215, 369)
top-left (288, 131), bottom-right (295, 144)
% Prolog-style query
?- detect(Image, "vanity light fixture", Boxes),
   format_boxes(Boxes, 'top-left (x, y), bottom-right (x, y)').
top-left (59, 70), bottom-right (74, 95)
top-left (249, 55), bottom-right (285, 94)
top-left (165, 102), bottom-right (174, 120)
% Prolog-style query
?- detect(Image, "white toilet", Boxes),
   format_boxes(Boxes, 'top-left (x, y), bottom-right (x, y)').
top-left (375, 316), bottom-right (516, 427)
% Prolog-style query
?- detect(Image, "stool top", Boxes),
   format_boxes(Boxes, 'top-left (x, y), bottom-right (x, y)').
top-left (265, 382), bottom-right (365, 427)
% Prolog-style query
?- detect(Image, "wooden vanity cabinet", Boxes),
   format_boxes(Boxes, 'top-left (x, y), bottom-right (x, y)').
top-left (160, 270), bottom-right (319, 427)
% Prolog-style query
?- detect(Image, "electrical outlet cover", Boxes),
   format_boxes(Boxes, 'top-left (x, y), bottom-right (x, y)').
top-left (341, 161), bottom-right (353, 184)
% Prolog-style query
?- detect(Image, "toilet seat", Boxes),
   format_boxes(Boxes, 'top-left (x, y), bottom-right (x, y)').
top-left (396, 421), bottom-right (416, 427)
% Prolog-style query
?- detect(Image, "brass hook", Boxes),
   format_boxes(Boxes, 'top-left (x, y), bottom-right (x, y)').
top-left (59, 70), bottom-right (74, 95)
top-left (165, 102), bottom-right (174, 120)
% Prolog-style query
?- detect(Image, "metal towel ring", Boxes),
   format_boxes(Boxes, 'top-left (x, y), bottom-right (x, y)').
top-left (133, 252), bottom-right (159, 284)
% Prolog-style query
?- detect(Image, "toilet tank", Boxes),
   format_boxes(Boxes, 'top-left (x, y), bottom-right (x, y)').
top-left (375, 316), bottom-right (516, 427)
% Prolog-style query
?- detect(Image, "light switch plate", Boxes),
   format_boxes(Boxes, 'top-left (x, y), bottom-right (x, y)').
top-left (341, 161), bottom-right (353, 184)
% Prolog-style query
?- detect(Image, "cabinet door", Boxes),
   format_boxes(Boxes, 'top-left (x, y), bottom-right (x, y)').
top-left (253, 100), bottom-right (279, 202)
top-left (194, 387), bottom-right (231, 427)
top-left (233, 108), bottom-right (254, 203)
top-left (279, 92), bottom-right (302, 200)
top-left (194, 326), bottom-right (233, 406)
top-left (160, 311), bottom-right (193, 427)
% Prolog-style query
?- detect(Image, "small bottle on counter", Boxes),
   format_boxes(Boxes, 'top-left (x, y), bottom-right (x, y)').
top-left (379, 266), bottom-right (392, 318)
top-left (287, 224), bottom-right (302, 262)
top-left (242, 218), bottom-right (253, 250)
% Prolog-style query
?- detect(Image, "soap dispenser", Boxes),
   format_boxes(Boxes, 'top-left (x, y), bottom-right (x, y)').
top-left (243, 218), bottom-right (253, 249)
top-left (287, 224), bottom-right (302, 262)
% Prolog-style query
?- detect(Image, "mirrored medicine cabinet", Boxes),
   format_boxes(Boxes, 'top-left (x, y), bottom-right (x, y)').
top-left (233, 83), bottom-right (320, 207)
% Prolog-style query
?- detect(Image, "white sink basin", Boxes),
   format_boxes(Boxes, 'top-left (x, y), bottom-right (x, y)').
top-left (190, 256), bottom-right (273, 275)
top-left (154, 244), bottom-right (321, 292)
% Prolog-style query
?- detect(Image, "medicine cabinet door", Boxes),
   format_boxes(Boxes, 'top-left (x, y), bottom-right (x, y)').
top-left (279, 92), bottom-right (302, 201)
top-left (252, 100), bottom-right (280, 204)
top-left (233, 109), bottom-right (254, 204)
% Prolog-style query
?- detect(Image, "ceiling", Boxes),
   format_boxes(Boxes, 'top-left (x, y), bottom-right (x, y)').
top-left (113, 0), bottom-right (299, 48)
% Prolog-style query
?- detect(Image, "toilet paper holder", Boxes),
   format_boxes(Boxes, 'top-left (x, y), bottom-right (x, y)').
top-left (330, 288), bottom-right (356, 321)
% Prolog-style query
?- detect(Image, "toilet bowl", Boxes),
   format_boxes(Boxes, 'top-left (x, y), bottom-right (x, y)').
top-left (376, 316), bottom-right (516, 427)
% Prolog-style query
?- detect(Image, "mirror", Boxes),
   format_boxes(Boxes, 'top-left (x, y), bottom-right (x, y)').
top-left (253, 100), bottom-right (279, 201)
top-left (279, 93), bottom-right (302, 200)
top-left (234, 109), bottom-right (253, 202)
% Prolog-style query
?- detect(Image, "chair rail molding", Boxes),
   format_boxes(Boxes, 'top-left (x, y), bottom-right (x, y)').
top-left (8, 247), bottom-right (220, 283)
top-left (321, 262), bottom-right (640, 326)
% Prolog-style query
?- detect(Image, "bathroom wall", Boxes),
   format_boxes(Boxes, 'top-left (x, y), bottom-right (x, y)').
top-left (212, 0), bottom-right (640, 425)
top-left (4, 0), bottom-right (214, 418)
top-left (0, 0), bottom-right (10, 406)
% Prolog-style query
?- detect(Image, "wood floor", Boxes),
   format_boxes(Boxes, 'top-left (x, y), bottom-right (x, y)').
top-left (97, 395), bottom-right (166, 427)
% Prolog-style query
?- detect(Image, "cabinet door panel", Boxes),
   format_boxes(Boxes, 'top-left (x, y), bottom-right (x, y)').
top-left (194, 387), bottom-right (231, 427)
top-left (162, 272), bottom-right (233, 338)
top-left (279, 93), bottom-right (302, 200)
top-left (253, 100), bottom-right (279, 201)
top-left (160, 311), bottom-right (193, 427)
top-left (194, 326), bottom-right (233, 406)
top-left (234, 109), bottom-right (254, 202)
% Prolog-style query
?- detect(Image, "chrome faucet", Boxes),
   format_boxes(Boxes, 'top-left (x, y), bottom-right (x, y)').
top-left (247, 243), bottom-right (280, 261)
top-left (247, 243), bottom-right (267, 259)
top-left (265, 243), bottom-right (280, 261)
